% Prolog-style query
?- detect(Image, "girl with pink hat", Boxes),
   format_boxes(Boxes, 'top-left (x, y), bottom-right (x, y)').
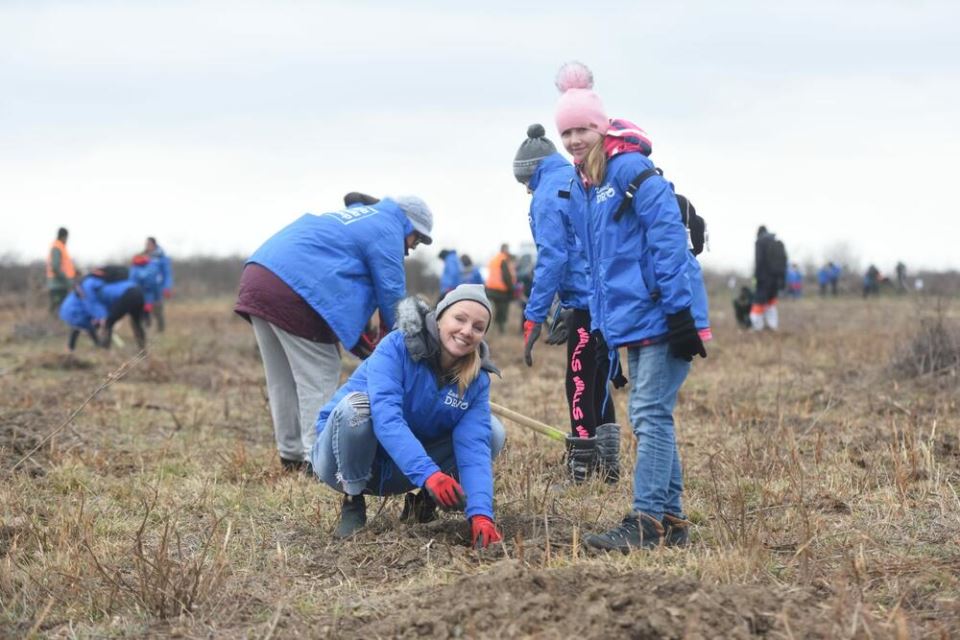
top-left (553, 61), bottom-right (710, 553)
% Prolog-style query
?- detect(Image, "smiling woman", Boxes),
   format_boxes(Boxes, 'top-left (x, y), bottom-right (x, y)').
top-left (310, 284), bottom-right (506, 549)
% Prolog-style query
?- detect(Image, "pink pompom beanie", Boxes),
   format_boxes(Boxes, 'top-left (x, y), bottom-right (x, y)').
top-left (554, 61), bottom-right (609, 136)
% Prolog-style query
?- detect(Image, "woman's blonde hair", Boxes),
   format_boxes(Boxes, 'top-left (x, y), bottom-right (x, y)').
top-left (448, 349), bottom-right (482, 397)
top-left (581, 138), bottom-right (607, 185)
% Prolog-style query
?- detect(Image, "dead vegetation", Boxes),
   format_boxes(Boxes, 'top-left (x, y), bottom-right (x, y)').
top-left (0, 294), bottom-right (958, 638)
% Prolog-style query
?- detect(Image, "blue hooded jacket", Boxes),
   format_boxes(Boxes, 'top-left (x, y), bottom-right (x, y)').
top-left (523, 153), bottom-right (591, 323)
top-left (248, 199), bottom-right (412, 349)
top-left (440, 251), bottom-right (461, 293)
top-left (316, 297), bottom-right (499, 519)
top-left (130, 261), bottom-right (162, 303)
top-left (568, 152), bottom-right (705, 348)
top-left (149, 246), bottom-right (174, 291)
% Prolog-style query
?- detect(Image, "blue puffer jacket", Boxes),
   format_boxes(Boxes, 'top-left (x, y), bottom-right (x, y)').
top-left (569, 152), bottom-right (703, 347)
top-left (316, 297), bottom-right (499, 519)
top-left (248, 199), bottom-right (412, 349)
top-left (149, 247), bottom-right (174, 291)
top-left (523, 153), bottom-right (591, 323)
top-left (440, 251), bottom-right (461, 293)
top-left (60, 276), bottom-right (137, 328)
top-left (130, 261), bottom-right (162, 303)
top-left (59, 291), bottom-right (94, 330)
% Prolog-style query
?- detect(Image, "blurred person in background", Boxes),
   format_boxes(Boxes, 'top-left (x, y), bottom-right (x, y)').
top-left (554, 61), bottom-right (710, 552)
top-left (438, 248), bottom-right (461, 297)
top-left (459, 254), bottom-right (483, 285)
top-left (235, 192), bottom-right (433, 474)
top-left (785, 263), bottom-right (804, 299)
top-left (46, 227), bottom-right (76, 315)
top-left (129, 254), bottom-right (162, 328)
top-left (312, 285), bottom-right (505, 549)
top-left (484, 243), bottom-right (515, 334)
top-left (60, 269), bottom-right (146, 352)
top-left (751, 226), bottom-right (786, 331)
top-left (145, 237), bottom-right (174, 332)
top-left (512, 123), bottom-right (620, 484)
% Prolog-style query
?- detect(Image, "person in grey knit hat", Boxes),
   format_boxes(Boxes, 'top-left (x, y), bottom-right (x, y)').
top-left (512, 122), bottom-right (622, 488)
top-left (513, 124), bottom-right (558, 183)
top-left (436, 283), bottom-right (492, 325)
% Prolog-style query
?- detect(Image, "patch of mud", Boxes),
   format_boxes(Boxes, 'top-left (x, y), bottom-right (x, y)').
top-left (35, 353), bottom-right (96, 370)
top-left (332, 560), bottom-right (833, 639)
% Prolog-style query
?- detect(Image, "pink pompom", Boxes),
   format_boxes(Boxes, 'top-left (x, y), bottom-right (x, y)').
top-left (555, 61), bottom-right (594, 93)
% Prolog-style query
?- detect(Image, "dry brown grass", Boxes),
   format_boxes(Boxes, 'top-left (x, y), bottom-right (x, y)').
top-left (0, 294), bottom-right (958, 638)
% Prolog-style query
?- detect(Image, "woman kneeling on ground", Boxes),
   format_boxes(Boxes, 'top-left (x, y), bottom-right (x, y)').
top-left (312, 284), bottom-right (506, 549)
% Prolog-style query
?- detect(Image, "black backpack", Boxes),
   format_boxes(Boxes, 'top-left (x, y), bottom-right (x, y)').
top-left (613, 168), bottom-right (707, 255)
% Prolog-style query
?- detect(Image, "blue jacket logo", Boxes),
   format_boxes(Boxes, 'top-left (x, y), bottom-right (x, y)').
top-left (595, 184), bottom-right (617, 204)
top-left (443, 390), bottom-right (469, 410)
top-left (326, 207), bottom-right (378, 225)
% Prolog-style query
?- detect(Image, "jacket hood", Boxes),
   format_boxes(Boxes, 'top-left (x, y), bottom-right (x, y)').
top-left (395, 296), bottom-right (500, 377)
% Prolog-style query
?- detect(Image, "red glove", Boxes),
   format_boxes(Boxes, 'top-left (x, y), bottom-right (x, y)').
top-left (470, 515), bottom-right (502, 549)
top-left (522, 320), bottom-right (542, 367)
top-left (423, 472), bottom-right (466, 510)
top-left (163, 288), bottom-right (173, 299)
top-left (144, 302), bottom-right (154, 313)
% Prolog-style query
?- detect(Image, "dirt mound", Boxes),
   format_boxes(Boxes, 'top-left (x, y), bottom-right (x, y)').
top-left (335, 560), bottom-right (832, 639)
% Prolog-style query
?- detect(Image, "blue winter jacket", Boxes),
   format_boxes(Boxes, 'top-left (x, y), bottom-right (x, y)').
top-left (461, 266), bottom-right (483, 285)
top-left (316, 298), bottom-right (499, 519)
top-left (60, 276), bottom-right (136, 328)
top-left (440, 251), bottom-right (461, 293)
top-left (523, 153), bottom-right (591, 323)
top-left (130, 261), bottom-right (162, 304)
top-left (569, 152), bottom-right (703, 348)
top-left (149, 247), bottom-right (174, 291)
top-left (248, 199), bottom-right (412, 349)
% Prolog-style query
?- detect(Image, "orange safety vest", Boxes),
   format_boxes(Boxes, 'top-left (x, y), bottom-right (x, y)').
top-left (485, 252), bottom-right (515, 293)
top-left (46, 240), bottom-right (76, 280)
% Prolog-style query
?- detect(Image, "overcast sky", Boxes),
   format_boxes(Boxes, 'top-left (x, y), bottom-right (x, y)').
top-left (2, 0), bottom-right (958, 276)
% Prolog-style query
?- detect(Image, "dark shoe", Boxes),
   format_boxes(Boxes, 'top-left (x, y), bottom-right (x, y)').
top-left (565, 436), bottom-right (598, 484)
top-left (595, 423), bottom-right (621, 483)
top-left (662, 513), bottom-right (691, 547)
top-left (280, 457), bottom-right (312, 475)
top-left (334, 494), bottom-right (367, 539)
top-left (399, 490), bottom-right (438, 524)
top-left (584, 512), bottom-right (665, 553)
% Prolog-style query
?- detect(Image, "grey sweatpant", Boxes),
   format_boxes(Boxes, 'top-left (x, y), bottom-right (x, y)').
top-left (251, 316), bottom-right (342, 462)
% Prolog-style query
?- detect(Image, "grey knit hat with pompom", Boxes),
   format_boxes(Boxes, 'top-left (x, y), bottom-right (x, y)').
top-left (513, 123), bottom-right (557, 184)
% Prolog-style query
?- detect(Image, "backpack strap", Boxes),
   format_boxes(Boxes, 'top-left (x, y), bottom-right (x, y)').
top-left (613, 167), bottom-right (662, 222)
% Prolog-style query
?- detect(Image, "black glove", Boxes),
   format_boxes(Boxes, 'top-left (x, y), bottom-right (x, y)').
top-left (664, 308), bottom-right (707, 362)
top-left (523, 321), bottom-right (542, 367)
top-left (545, 309), bottom-right (571, 345)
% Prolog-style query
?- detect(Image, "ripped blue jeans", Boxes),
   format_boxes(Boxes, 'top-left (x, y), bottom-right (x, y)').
top-left (311, 391), bottom-right (506, 496)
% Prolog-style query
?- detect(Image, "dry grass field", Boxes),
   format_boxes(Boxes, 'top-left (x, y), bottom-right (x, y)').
top-left (1, 292), bottom-right (958, 638)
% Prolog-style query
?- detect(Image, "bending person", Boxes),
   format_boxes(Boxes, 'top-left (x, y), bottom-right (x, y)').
top-left (312, 285), bottom-right (505, 549)
top-left (235, 193), bottom-right (434, 474)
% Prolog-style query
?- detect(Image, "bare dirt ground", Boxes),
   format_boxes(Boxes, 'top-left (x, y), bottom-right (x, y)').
top-left (1, 293), bottom-right (958, 638)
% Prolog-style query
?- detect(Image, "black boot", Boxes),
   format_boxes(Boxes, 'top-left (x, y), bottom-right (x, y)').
top-left (565, 436), bottom-right (597, 483)
top-left (662, 513), bottom-right (691, 547)
top-left (399, 490), bottom-right (437, 524)
top-left (334, 494), bottom-right (367, 539)
top-left (595, 423), bottom-right (621, 483)
top-left (584, 512), bottom-right (665, 553)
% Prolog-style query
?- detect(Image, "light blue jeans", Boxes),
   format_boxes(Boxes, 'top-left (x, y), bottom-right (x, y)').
top-left (312, 392), bottom-right (506, 496)
top-left (626, 342), bottom-right (691, 520)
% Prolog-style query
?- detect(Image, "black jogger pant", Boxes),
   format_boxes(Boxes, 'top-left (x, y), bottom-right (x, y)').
top-left (565, 309), bottom-right (616, 438)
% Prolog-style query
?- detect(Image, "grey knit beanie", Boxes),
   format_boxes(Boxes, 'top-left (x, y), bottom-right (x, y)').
top-left (513, 123), bottom-right (557, 184)
top-left (435, 284), bottom-right (493, 328)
